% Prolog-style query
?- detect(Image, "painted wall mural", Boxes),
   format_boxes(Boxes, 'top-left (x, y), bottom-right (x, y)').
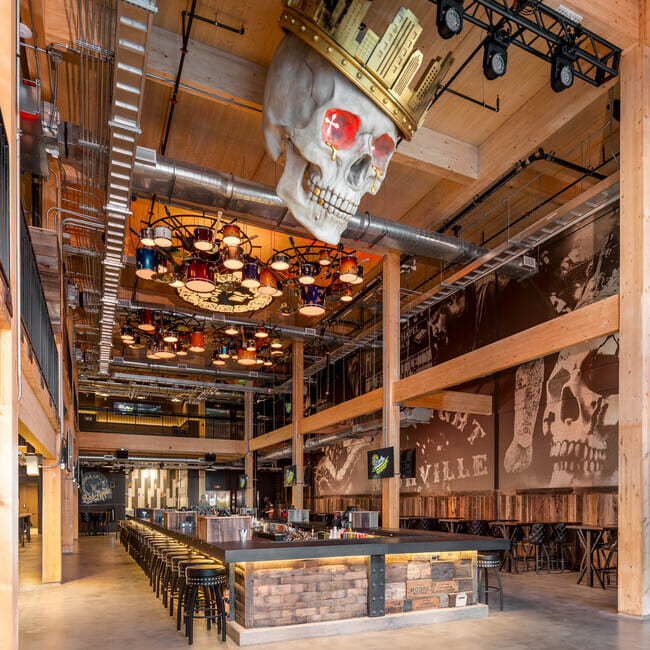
top-left (310, 208), bottom-right (620, 498)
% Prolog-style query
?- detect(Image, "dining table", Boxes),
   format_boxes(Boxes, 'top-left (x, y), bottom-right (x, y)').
top-left (567, 523), bottom-right (618, 588)
top-left (489, 520), bottom-right (523, 573)
top-left (438, 517), bottom-right (468, 534)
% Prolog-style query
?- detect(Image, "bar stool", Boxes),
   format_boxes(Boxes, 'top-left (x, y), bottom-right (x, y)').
top-left (167, 553), bottom-right (202, 615)
top-left (477, 553), bottom-right (503, 611)
top-left (469, 520), bottom-right (490, 536)
top-left (522, 524), bottom-right (551, 574)
top-left (176, 558), bottom-right (219, 632)
top-left (183, 564), bottom-right (228, 645)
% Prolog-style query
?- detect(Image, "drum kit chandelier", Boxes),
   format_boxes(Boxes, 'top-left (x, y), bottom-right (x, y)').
top-left (118, 308), bottom-right (286, 367)
top-left (134, 210), bottom-right (365, 317)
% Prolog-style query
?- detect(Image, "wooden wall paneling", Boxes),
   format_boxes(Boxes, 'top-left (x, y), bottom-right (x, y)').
top-left (382, 253), bottom-right (401, 529)
top-left (292, 341), bottom-right (304, 509)
top-left (618, 24), bottom-right (650, 617)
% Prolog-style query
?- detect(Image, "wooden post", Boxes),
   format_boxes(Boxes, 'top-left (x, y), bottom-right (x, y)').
top-left (73, 483), bottom-right (79, 540)
top-left (42, 464), bottom-right (62, 583)
top-left (244, 385), bottom-right (255, 507)
top-left (292, 341), bottom-right (304, 509)
top-left (62, 476), bottom-right (74, 553)
top-left (0, 2), bottom-right (19, 645)
top-left (382, 253), bottom-right (400, 529)
top-left (618, 20), bottom-right (650, 617)
top-left (198, 399), bottom-right (206, 438)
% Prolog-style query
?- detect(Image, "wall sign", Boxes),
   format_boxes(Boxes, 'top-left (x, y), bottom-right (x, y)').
top-left (284, 465), bottom-right (297, 487)
top-left (80, 471), bottom-right (113, 504)
top-left (367, 447), bottom-right (394, 479)
top-left (238, 475), bottom-right (248, 489)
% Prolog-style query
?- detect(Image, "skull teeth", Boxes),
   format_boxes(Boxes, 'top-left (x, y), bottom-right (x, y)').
top-left (306, 175), bottom-right (358, 219)
top-left (550, 440), bottom-right (606, 474)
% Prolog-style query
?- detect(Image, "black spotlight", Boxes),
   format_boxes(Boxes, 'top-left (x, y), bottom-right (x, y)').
top-left (437, 0), bottom-right (464, 40)
top-left (550, 45), bottom-right (575, 92)
top-left (483, 34), bottom-right (508, 80)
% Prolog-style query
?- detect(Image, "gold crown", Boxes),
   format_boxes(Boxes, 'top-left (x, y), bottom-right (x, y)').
top-left (280, 0), bottom-right (452, 140)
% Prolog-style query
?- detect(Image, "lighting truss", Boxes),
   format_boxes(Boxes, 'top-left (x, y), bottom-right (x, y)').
top-left (428, 0), bottom-right (621, 87)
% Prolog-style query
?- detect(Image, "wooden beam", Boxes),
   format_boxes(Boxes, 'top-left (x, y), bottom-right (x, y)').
top-left (394, 294), bottom-right (619, 404)
top-left (42, 464), bottom-right (62, 583)
top-left (382, 253), bottom-right (401, 529)
top-left (401, 77), bottom-right (616, 229)
top-left (618, 26), bottom-right (650, 617)
top-left (147, 27), bottom-right (478, 181)
top-left (292, 341), bottom-right (304, 509)
top-left (78, 431), bottom-right (246, 456)
top-left (18, 374), bottom-right (57, 459)
top-left (300, 387), bottom-right (384, 435)
top-left (402, 391), bottom-right (493, 416)
top-left (545, 1), bottom-right (638, 50)
top-left (249, 424), bottom-right (293, 452)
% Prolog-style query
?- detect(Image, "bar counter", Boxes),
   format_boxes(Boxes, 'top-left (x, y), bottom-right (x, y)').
top-left (129, 517), bottom-right (509, 645)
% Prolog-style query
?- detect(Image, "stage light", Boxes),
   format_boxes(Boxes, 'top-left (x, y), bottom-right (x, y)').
top-left (483, 34), bottom-right (508, 80)
top-left (437, 0), bottom-right (463, 40)
top-left (551, 45), bottom-right (575, 92)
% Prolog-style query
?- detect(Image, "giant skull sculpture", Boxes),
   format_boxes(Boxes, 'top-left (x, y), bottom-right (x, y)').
top-left (263, 34), bottom-right (398, 245)
top-left (543, 334), bottom-right (618, 486)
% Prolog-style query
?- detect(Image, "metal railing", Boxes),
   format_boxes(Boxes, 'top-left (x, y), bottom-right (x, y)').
top-left (0, 110), bottom-right (9, 283)
top-left (78, 408), bottom-right (245, 440)
top-left (20, 213), bottom-right (59, 405)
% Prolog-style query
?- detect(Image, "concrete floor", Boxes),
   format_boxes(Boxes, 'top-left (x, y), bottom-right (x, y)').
top-left (18, 535), bottom-right (650, 650)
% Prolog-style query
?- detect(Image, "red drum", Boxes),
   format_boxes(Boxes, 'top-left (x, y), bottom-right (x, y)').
top-left (237, 348), bottom-right (257, 366)
top-left (138, 309), bottom-right (156, 333)
top-left (193, 226), bottom-right (214, 251)
top-left (338, 255), bottom-right (359, 283)
top-left (222, 224), bottom-right (242, 247)
top-left (185, 259), bottom-right (215, 293)
top-left (189, 330), bottom-right (205, 353)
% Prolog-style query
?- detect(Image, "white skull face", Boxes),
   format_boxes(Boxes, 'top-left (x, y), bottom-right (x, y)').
top-left (543, 334), bottom-right (618, 485)
top-left (263, 34), bottom-right (398, 244)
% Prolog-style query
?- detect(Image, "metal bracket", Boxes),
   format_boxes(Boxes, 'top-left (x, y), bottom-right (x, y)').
top-left (368, 554), bottom-right (386, 617)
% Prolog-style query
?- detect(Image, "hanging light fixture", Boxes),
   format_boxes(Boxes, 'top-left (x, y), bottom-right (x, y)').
top-left (270, 252), bottom-right (290, 271)
top-left (254, 326), bottom-right (268, 339)
top-left (299, 285), bottom-right (326, 316)
top-left (193, 226), bottom-right (214, 251)
top-left (138, 309), bottom-right (156, 333)
top-left (224, 324), bottom-right (239, 336)
top-left (139, 226), bottom-right (155, 247)
top-left (245, 338), bottom-right (257, 352)
top-left (163, 329), bottom-right (179, 343)
top-left (258, 268), bottom-right (278, 296)
top-left (169, 272), bottom-right (185, 288)
top-left (339, 255), bottom-right (359, 283)
top-left (271, 348), bottom-right (283, 356)
top-left (154, 254), bottom-right (170, 277)
top-left (351, 265), bottom-right (364, 285)
top-left (230, 347), bottom-right (239, 360)
top-left (223, 246), bottom-right (244, 270)
top-left (175, 341), bottom-right (188, 356)
top-left (147, 339), bottom-right (163, 359)
top-left (298, 262), bottom-right (317, 285)
top-left (218, 345), bottom-right (230, 359)
top-left (120, 325), bottom-right (134, 343)
top-left (153, 225), bottom-right (173, 248)
top-left (270, 338), bottom-right (282, 349)
top-left (340, 287), bottom-right (354, 303)
top-left (222, 224), bottom-right (242, 246)
top-left (129, 335), bottom-right (146, 350)
top-left (319, 248), bottom-right (332, 266)
top-left (157, 341), bottom-right (177, 359)
top-left (135, 247), bottom-right (156, 280)
top-left (237, 348), bottom-right (257, 366)
top-left (212, 351), bottom-right (226, 366)
top-left (273, 280), bottom-right (284, 297)
top-left (241, 261), bottom-right (261, 289)
top-left (185, 259), bottom-right (215, 293)
top-left (188, 329), bottom-right (206, 353)
top-left (262, 357), bottom-right (272, 366)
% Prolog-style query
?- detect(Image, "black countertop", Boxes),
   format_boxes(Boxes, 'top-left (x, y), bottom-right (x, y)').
top-left (129, 517), bottom-right (509, 563)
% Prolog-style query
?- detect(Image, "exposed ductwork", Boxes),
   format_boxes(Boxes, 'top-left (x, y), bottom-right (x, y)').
top-left (130, 147), bottom-right (535, 276)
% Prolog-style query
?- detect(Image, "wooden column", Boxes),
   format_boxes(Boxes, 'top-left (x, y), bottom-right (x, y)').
top-left (62, 476), bottom-right (74, 553)
top-left (618, 18), bottom-right (650, 617)
top-left (42, 464), bottom-right (62, 583)
top-left (0, 1), bottom-right (19, 645)
top-left (244, 385), bottom-right (255, 507)
top-left (292, 341), bottom-right (304, 509)
top-left (198, 400), bottom-right (206, 438)
top-left (381, 253), bottom-right (400, 529)
top-left (73, 483), bottom-right (79, 540)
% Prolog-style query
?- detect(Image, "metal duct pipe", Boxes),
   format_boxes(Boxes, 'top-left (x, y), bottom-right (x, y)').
top-left (130, 147), bottom-right (534, 275)
top-left (79, 454), bottom-right (243, 467)
top-left (109, 358), bottom-right (289, 384)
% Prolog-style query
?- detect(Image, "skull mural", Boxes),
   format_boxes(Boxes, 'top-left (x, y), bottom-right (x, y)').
top-left (542, 334), bottom-right (618, 487)
top-left (263, 34), bottom-right (398, 244)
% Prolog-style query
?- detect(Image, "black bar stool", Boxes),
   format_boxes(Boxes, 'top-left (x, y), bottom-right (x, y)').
top-left (477, 553), bottom-right (503, 611)
top-left (183, 564), bottom-right (228, 645)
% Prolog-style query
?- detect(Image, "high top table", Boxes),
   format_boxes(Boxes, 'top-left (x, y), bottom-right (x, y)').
top-left (567, 524), bottom-right (618, 588)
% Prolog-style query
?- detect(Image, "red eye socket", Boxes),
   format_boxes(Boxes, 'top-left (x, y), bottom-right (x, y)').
top-left (321, 109), bottom-right (360, 151)
top-left (371, 134), bottom-right (395, 170)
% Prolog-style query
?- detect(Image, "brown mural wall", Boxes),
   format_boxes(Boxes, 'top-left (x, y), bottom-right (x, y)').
top-left (311, 206), bottom-right (620, 501)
